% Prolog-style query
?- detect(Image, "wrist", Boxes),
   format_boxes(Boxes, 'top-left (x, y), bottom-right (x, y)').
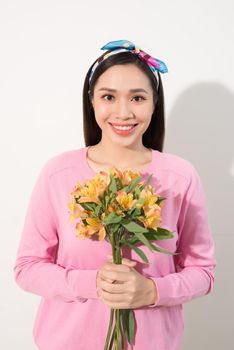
top-left (147, 278), bottom-right (158, 306)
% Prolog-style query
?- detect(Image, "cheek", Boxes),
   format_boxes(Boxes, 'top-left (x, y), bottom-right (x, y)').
top-left (94, 107), bottom-right (110, 128)
top-left (94, 103), bottom-right (110, 118)
top-left (138, 108), bottom-right (153, 123)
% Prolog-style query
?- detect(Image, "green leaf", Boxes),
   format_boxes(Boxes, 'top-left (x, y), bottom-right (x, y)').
top-left (116, 177), bottom-right (123, 189)
top-left (121, 309), bottom-right (135, 345)
top-left (134, 186), bottom-right (141, 197)
top-left (103, 212), bottom-right (122, 225)
top-left (122, 175), bottom-right (143, 193)
top-left (139, 173), bottom-right (153, 190)
top-left (127, 206), bottom-right (142, 217)
top-left (123, 236), bottom-right (141, 245)
top-left (111, 223), bottom-right (121, 233)
top-left (104, 191), bottom-right (115, 209)
top-left (128, 309), bottom-right (135, 344)
top-left (146, 227), bottom-right (174, 240)
top-left (123, 221), bottom-right (156, 253)
top-left (94, 205), bottom-right (101, 217)
top-left (151, 243), bottom-right (176, 255)
top-left (122, 220), bottom-right (148, 234)
top-left (81, 202), bottom-right (97, 211)
top-left (109, 173), bottom-right (117, 193)
top-left (121, 227), bottom-right (174, 247)
top-left (157, 195), bottom-right (167, 205)
top-left (125, 241), bottom-right (149, 263)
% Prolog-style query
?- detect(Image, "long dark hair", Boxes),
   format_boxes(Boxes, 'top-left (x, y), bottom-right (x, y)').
top-left (82, 51), bottom-right (165, 151)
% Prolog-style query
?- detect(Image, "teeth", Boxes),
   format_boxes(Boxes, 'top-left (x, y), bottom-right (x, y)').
top-left (112, 125), bottom-right (135, 130)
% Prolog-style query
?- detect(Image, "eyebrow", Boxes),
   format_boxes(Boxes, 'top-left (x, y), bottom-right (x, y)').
top-left (98, 87), bottom-right (149, 94)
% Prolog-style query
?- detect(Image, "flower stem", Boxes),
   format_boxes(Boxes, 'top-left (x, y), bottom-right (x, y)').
top-left (103, 308), bottom-right (114, 350)
top-left (104, 226), bottom-right (126, 349)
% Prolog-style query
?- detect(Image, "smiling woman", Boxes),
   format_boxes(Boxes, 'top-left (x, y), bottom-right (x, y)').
top-left (13, 39), bottom-right (217, 350)
top-left (88, 64), bottom-right (155, 163)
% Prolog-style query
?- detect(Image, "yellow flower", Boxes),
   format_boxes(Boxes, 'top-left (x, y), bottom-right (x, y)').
top-left (115, 190), bottom-right (137, 210)
top-left (107, 203), bottom-right (124, 216)
top-left (140, 188), bottom-right (158, 207)
top-left (140, 204), bottom-right (162, 229)
top-left (77, 171), bottom-right (110, 205)
top-left (109, 166), bottom-right (141, 186)
top-left (85, 216), bottom-right (107, 240)
top-left (121, 169), bottom-right (140, 185)
top-left (137, 179), bottom-right (146, 188)
top-left (75, 222), bottom-right (97, 239)
top-left (70, 181), bottom-right (83, 198)
top-left (67, 201), bottom-right (89, 223)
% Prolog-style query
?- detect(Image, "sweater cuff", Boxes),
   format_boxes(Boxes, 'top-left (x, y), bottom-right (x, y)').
top-left (147, 277), bottom-right (168, 307)
top-left (67, 268), bottom-right (99, 300)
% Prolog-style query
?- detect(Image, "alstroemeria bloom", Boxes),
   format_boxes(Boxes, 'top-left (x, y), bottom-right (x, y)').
top-left (75, 222), bottom-right (97, 239)
top-left (140, 188), bottom-right (158, 208)
top-left (115, 190), bottom-right (138, 210)
top-left (85, 217), bottom-right (106, 240)
top-left (142, 204), bottom-right (162, 229)
top-left (77, 172), bottom-right (110, 205)
top-left (67, 202), bottom-right (89, 223)
top-left (110, 166), bottom-right (141, 186)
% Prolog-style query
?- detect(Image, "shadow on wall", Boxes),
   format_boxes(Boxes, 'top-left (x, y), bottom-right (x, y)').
top-left (165, 82), bottom-right (234, 238)
top-left (164, 82), bottom-right (234, 349)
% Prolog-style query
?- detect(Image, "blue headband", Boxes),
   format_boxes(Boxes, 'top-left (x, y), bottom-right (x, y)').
top-left (89, 39), bottom-right (168, 84)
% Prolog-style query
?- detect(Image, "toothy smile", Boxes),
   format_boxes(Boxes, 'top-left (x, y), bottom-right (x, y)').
top-left (109, 123), bottom-right (138, 130)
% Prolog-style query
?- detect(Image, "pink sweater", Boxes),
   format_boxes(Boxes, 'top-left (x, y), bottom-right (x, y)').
top-left (14, 147), bottom-right (217, 350)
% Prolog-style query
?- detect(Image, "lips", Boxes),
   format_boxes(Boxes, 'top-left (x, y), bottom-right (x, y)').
top-left (109, 122), bottom-right (138, 126)
top-left (109, 123), bottom-right (138, 135)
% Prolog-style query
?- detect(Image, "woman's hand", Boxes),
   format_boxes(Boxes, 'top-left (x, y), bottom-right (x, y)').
top-left (96, 255), bottom-right (158, 309)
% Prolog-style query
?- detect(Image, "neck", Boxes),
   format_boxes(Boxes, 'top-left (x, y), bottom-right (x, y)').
top-left (92, 140), bottom-right (149, 168)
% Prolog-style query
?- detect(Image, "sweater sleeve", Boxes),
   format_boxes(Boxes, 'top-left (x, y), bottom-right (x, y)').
top-left (13, 162), bottom-right (99, 303)
top-left (148, 166), bottom-right (217, 307)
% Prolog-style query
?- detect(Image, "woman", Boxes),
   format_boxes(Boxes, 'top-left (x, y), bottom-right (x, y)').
top-left (14, 40), bottom-right (217, 350)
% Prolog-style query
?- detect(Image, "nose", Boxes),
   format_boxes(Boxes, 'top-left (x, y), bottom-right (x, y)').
top-left (114, 98), bottom-right (133, 119)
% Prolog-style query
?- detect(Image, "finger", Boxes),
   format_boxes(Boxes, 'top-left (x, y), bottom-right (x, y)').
top-left (100, 280), bottom-right (125, 294)
top-left (105, 278), bottom-right (114, 283)
top-left (99, 288), bottom-right (132, 309)
top-left (103, 262), bottom-right (131, 273)
top-left (122, 258), bottom-right (137, 266)
top-left (99, 269), bottom-right (130, 283)
top-left (107, 255), bottom-right (136, 266)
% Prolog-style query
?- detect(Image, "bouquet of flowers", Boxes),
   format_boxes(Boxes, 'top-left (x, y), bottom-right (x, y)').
top-left (68, 166), bottom-right (176, 350)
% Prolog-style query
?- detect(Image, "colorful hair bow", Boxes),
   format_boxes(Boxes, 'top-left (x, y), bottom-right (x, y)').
top-left (89, 39), bottom-right (168, 84)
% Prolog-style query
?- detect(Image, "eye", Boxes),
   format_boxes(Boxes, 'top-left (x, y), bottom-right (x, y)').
top-left (102, 94), bottom-right (146, 102)
top-left (132, 96), bottom-right (146, 102)
top-left (102, 94), bottom-right (114, 101)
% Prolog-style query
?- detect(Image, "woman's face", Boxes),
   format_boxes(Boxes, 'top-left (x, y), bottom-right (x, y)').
top-left (91, 64), bottom-right (155, 148)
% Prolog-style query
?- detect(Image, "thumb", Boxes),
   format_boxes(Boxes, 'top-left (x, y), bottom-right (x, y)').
top-left (106, 255), bottom-right (136, 266)
top-left (106, 255), bottom-right (113, 262)
top-left (122, 258), bottom-right (137, 266)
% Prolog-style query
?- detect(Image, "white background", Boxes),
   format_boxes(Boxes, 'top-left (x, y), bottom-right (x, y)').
top-left (1, 0), bottom-right (233, 349)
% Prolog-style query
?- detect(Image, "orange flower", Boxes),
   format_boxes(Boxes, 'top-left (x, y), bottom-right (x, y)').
top-left (141, 204), bottom-right (162, 229)
top-left (77, 171), bottom-right (110, 205)
top-left (70, 181), bottom-right (83, 198)
top-left (110, 166), bottom-right (141, 186)
top-left (67, 201), bottom-right (89, 223)
top-left (140, 188), bottom-right (158, 207)
top-left (107, 202), bottom-right (124, 216)
top-left (115, 190), bottom-right (138, 210)
top-left (84, 216), bottom-right (107, 240)
top-left (75, 222), bottom-right (97, 239)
